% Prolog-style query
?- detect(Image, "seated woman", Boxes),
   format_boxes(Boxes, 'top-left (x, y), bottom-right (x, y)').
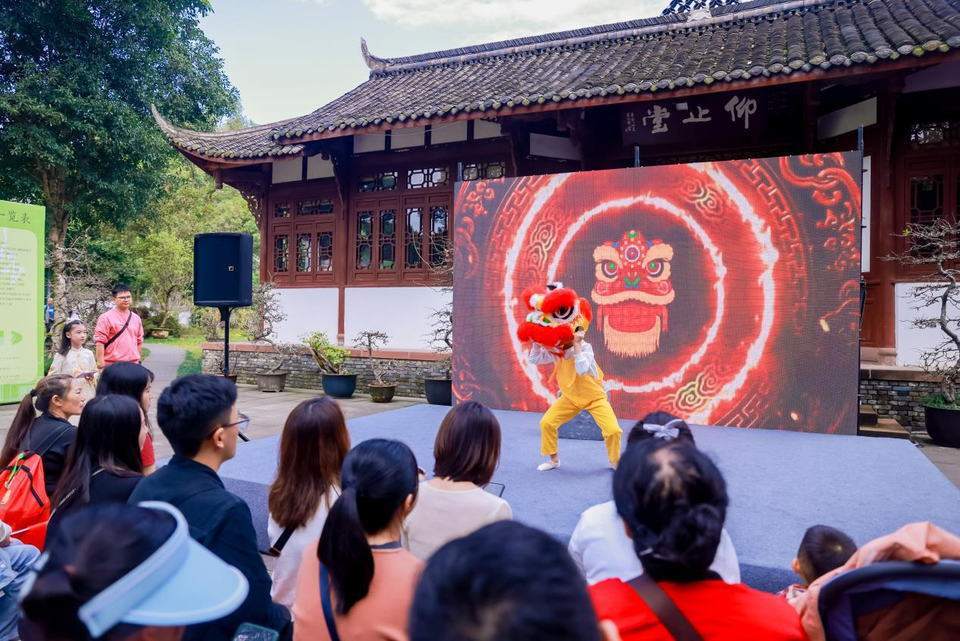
top-left (268, 397), bottom-right (350, 608)
top-left (20, 501), bottom-right (248, 641)
top-left (293, 439), bottom-right (422, 641)
top-left (97, 362), bottom-right (158, 474)
top-left (1, 374), bottom-right (85, 498)
top-left (403, 401), bottom-right (511, 560)
top-left (46, 394), bottom-right (146, 541)
top-left (570, 412), bottom-right (739, 585)
top-left (591, 437), bottom-right (805, 640)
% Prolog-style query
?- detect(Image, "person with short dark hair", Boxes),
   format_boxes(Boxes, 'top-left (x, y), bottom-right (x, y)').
top-left (129, 375), bottom-right (292, 640)
top-left (292, 439), bottom-right (421, 640)
top-left (94, 284), bottom-right (143, 369)
top-left (46, 395), bottom-right (145, 541)
top-left (779, 525), bottom-right (856, 602)
top-left (591, 438), bottom-right (805, 640)
top-left (410, 520), bottom-right (621, 641)
top-left (97, 362), bottom-right (158, 474)
top-left (403, 401), bottom-right (512, 560)
top-left (268, 397), bottom-right (351, 607)
top-left (570, 412), bottom-right (740, 585)
top-left (19, 501), bottom-right (248, 641)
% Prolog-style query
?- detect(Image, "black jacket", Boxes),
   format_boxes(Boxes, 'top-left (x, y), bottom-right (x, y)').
top-left (47, 469), bottom-right (141, 542)
top-left (20, 413), bottom-right (76, 497)
top-left (128, 456), bottom-right (292, 640)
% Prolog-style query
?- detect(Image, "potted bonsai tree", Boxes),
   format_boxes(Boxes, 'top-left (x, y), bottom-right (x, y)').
top-left (888, 219), bottom-right (960, 446)
top-left (302, 331), bottom-right (355, 398)
top-left (244, 283), bottom-right (293, 393)
top-left (354, 330), bottom-right (396, 403)
top-left (420, 240), bottom-right (453, 405)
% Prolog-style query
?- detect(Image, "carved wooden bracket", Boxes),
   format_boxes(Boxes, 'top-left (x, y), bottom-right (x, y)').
top-left (231, 181), bottom-right (266, 225)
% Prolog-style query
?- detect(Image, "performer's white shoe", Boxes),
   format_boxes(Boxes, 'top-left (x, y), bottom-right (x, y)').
top-left (537, 459), bottom-right (561, 471)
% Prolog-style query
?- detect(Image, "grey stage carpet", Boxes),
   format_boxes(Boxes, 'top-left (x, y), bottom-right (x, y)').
top-left (218, 404), bottom-right (960, 592)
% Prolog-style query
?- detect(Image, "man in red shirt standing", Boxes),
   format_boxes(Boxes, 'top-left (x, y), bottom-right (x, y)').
top-left (95, 285), bottom-right (144, 369)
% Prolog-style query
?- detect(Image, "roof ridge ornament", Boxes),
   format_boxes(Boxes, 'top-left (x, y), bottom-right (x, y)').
top-left (360, 38), bottom-right (390, 72)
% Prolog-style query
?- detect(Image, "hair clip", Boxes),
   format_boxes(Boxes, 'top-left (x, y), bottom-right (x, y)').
top-left (30, 389), bottom-right (37, 398)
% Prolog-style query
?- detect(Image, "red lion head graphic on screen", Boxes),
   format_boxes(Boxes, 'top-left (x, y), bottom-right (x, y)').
top-left (591, 230), bottom-right (675, 358)
top-left (517, 283), bottom-right (593, 356)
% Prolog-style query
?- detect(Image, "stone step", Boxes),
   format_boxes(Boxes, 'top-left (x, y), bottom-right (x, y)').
top-left (859, 417), bottom-right (911, 439)
top-left (859, 404), bottom-right (879, 427)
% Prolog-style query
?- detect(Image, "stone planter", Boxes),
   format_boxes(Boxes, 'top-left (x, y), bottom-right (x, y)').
top-left (151, 328), bottom-right (170, 339)
top-left (256, 371), bottom-right (288, 393)
top-left (925, 405), bottom-right (960, 447)
top-left (322, 373), bottom-right (357, 398)
top-left (424, 378), bottom-right (452, 406)
top-left (370, 383), bottom-right (397, 403)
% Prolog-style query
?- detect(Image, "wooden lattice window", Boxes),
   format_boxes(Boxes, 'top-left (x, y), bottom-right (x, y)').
top-left (462, 161), bottom-right (506, 181)
top-left (910, 175), bottom-right (944, 226)
top-left (318, 231), bottom-right (334, 272)
top-left (378, 209), bottom-right (397, 270)
top-left (405, 207), bottom-right (424, 268)
top-left (274, 235), bottom-right (289, 272)
top-left (407, 167), bottom-right (449, 189)
top-left (275, 203), bottom-right (291, 218)
top-left (910, 122), bottom-right (960, 149)
top-left (429, 205), bottom-right (449, 266)
top-left (296, 234), bottom-right (312, 272)
top-left (358, 172), bottom-right (398, 193)
top-left (356, 211), bottom-right (374, 270)
top-left (299, 199), bottom-right (334, 216)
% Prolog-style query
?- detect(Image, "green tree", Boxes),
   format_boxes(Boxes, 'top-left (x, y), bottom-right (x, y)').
top-left (0, 0), bottom-right (239, 325)
top-left (136, 229), bottom-right (193, 328)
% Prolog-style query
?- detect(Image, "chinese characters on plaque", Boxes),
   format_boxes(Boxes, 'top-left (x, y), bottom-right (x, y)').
top-left (620, 92), bottom-right (780, 147)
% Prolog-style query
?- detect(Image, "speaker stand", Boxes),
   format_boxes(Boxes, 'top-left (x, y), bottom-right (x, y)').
top-left (219, 305), bottom-right (249, 442)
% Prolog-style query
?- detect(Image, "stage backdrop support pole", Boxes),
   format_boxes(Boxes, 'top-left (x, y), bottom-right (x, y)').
top-left (857, 125), bottom-right (865, 435)
top-left (633, 146), bottom-right (640, 168)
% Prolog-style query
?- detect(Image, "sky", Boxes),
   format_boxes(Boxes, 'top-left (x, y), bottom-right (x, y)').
top-left (201, 0), bottom-right (665, 126)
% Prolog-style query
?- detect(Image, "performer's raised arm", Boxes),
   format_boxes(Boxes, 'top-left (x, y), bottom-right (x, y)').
top-left (527, 342), bottom-right (558, 366)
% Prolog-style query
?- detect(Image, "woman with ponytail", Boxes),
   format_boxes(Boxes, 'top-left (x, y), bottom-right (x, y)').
top-left (292, 439), bottom-right (421, 641)
top-left (0, 375), bottom-right (85, 496)
top-left (589, 438), bottom-right (804, 640)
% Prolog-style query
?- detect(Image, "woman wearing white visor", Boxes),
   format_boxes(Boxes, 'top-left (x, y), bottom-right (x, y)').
top-left (19, 501), bottom-right (249, 641)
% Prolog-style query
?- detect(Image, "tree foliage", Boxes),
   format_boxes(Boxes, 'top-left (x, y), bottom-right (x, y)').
top-left (0, 0), bottom-right (239, 324)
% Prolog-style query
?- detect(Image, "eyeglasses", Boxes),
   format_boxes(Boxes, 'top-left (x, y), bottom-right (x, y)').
top-left (223, 413), bottom-right (250, 432)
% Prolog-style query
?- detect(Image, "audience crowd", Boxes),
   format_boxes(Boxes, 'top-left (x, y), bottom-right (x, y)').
top-left (0, 364), bottom-right (958, 640)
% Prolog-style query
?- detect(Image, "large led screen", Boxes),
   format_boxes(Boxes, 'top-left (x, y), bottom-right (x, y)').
top-left (453, 153), bottom-right (861, 434)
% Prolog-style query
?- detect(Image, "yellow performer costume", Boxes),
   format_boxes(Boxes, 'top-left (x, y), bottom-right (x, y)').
top-left (518, 283), bottom-right (622, 470)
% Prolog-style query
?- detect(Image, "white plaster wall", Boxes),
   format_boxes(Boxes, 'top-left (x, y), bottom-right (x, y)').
top-left (272, 159), bottom-right (302, 184)
top-left (474, 120), bottom-right (503, 139)
top-left (274, 287), bottom-right (339, 343)
top-left (307, 156), bottom-right (335, 180)
top-left (895, 282), bottom-right (960, 366)
top-left (345, 287), bottom-right (450, 350)
top-left (354, 132), bottom-right (386, 153)
top-left (391, 126), bottom-right (426, 149)
top-left (431, 121), bottom-right (468, 145)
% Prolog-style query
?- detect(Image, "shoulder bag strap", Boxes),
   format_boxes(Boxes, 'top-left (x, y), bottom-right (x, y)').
top-left (627, 574), bottom-right (704, 641)
top-left (32, 423), bottom-right (73, 459)
top-left (319, 563), bottom-right (342, 641)
top-left (103, 312), bottom-right (133, 350)
top-left (266, 526), bottom-right (297, 557)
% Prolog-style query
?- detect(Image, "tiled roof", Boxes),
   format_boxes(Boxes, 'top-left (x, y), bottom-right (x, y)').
top-left (156, 0), bottom-right (960, 162)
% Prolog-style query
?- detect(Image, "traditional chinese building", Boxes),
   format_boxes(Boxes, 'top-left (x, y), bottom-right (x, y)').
top-left (156, 0), bottom-right (960, 407)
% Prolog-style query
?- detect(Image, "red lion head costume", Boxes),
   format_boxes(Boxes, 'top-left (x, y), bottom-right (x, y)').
top-left (517, 282), bottom-right (593, 355)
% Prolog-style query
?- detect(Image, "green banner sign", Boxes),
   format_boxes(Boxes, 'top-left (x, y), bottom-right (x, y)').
top-left (0, 200), bottom-right (45, 403)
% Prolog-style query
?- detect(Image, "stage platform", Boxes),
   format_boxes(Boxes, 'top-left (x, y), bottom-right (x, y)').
top-left (217, 404), bottom-right (960, 592)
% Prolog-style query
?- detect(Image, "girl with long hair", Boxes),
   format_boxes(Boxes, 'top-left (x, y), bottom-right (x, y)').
top-left (96, 362), bottom-right (158, 474)
top-left (46, 395), bottom-right (145, 540)
top-left (268, 397), bottom-right (351, 607)
top-left (0, 375), bottom-right (85, 496)
top-left (47, 320), bottom-right (97, 400)
top-left (292, 439), bottom-right (421, 641)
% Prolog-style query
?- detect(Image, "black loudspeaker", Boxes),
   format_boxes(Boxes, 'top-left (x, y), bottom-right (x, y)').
top-left (194, 233), bottom-right (254, 307)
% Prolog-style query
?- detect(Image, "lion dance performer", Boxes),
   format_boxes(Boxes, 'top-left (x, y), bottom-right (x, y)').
top-left (518, 282), bottom-right (622, 471)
